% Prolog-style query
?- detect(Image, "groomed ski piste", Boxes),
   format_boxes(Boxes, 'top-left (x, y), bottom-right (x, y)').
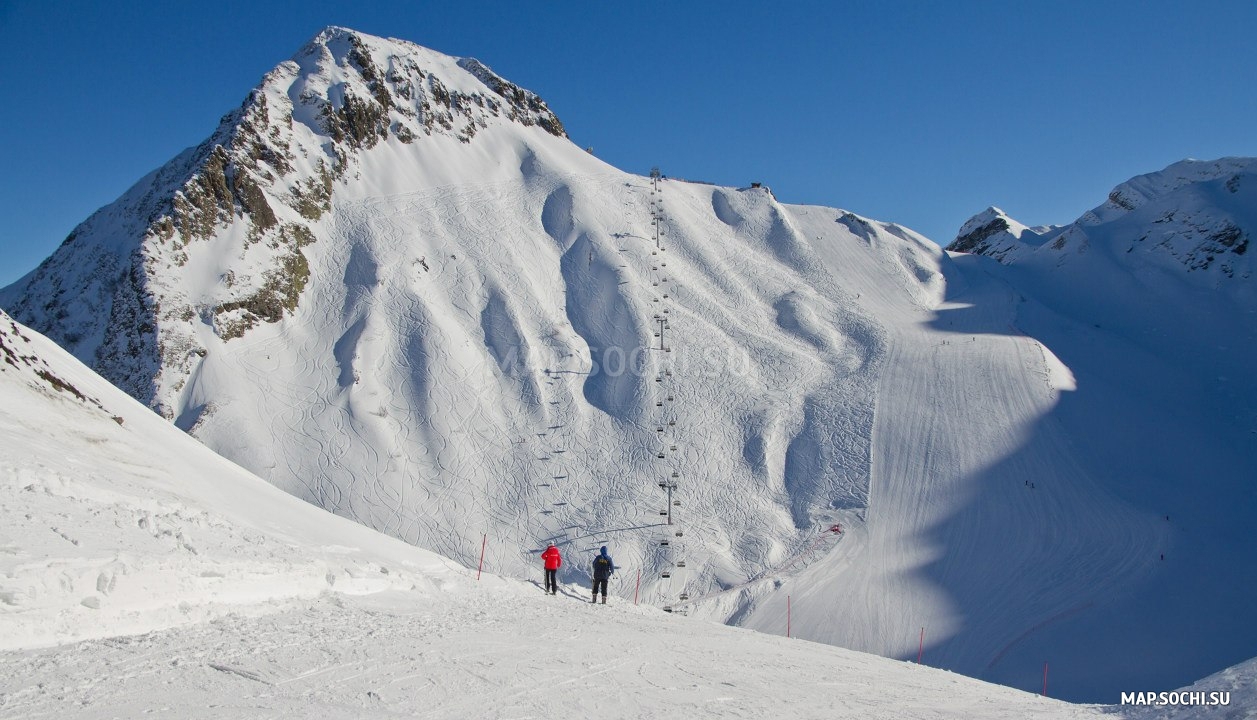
top-left (4, 310), bottom-right (1251, 718)
top-left (2, 28), bottom-right (1256, 708)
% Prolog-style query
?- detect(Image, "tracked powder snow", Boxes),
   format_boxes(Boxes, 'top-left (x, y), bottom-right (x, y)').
top-left (0, 309), bottom-right (1141, 718)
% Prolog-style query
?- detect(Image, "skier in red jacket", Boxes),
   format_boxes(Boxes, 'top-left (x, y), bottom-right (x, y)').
top-left (541, 542), bottom-right (562, 595)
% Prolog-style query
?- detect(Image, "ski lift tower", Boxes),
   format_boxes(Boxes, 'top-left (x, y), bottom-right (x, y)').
top-left (658, 474), bottom-right (679, 525)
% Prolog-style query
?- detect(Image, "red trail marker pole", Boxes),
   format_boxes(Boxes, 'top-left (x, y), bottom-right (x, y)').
top-left (787, 595), bottom-right (792, 638)
top-left (918, 627), bottom-right (924, 664)
top-left (1042, 662), bottom-right (1049, 696)
top-left (634, 569), bottom-right (641, 605)
top-left (476, 534), bottom-right (487, 581)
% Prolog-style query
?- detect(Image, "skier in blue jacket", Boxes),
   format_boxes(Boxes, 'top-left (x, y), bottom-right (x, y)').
top-left (591, 546), bottom-right (615, 604)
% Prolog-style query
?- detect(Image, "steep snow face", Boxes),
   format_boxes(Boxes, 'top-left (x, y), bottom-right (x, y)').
top-left (0, 26), bottom-right (568, 417)
top-left (167, 176), bottom-right (904, 599)
top-left (948, 158), bottom-right (1256, 299)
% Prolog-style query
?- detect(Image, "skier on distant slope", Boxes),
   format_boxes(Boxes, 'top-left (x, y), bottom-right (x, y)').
top-left (591, 546), bottom-right (615, 604)
top-left (541, 542), bottom-right (562, 595)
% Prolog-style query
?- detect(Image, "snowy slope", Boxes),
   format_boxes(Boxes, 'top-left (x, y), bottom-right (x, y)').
top-left (0, 309), bottom-right (466, 650)
top-left (939, 159), bottom-right (1257, 698)
top-left (3, 27), bottom-right (1255, 704)
top-left (0, 309), bottom-right (1124, 719)
top-left (1120, 657), bottom-right (1257, 719)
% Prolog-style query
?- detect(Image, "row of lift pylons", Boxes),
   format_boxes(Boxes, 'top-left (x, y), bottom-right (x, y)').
top-left (646, 168), bottom-right (689, 613)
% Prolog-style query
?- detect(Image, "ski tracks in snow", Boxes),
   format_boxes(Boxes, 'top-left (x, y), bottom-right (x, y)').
top-left (0, 588), bottom-right (1109, 720)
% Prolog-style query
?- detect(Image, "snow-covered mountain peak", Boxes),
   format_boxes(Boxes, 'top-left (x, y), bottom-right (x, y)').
top-left (285, 25), bottom-right (566, 147)
top-left (1082, 157), bottom-right (1255, 226)
top-left (956, 206), bottom-right (1017, 239)
top-left (949, 157), bottom-right (1255, 294)
top-left (0, 27), bottom-right (577, 417)
top-left (950, 206), bottom-right (1043, 259)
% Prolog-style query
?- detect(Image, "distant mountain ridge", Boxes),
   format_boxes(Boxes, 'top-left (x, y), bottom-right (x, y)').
top-left (950, 158), bottom-right (1255, 293)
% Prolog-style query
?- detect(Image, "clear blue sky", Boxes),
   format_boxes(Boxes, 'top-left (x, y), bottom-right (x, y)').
top-left (2, 0), bottom-right (1255, 287)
